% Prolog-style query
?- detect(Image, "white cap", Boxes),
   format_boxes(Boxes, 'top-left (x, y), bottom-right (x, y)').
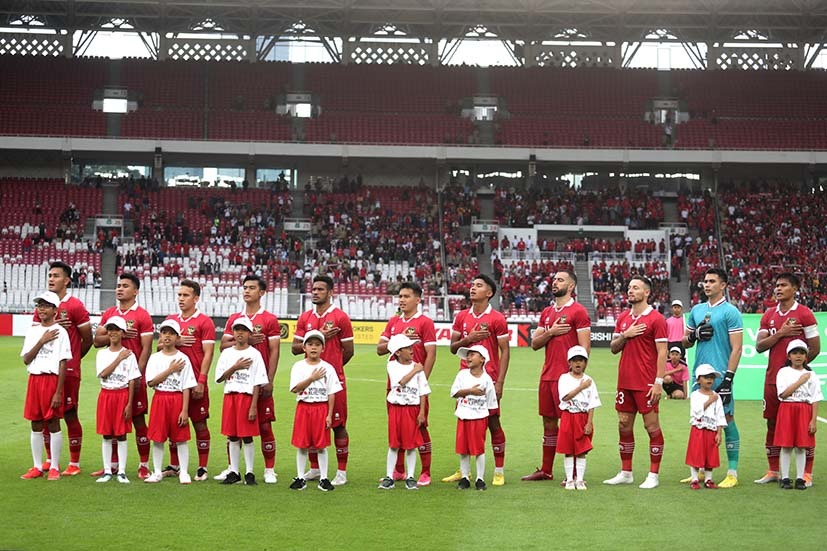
top-left (567, 345), bottom-right (589, 361)
top-left (457, 345), bottom-right (490, 364)
top-left (671, 299), bottom-right (684, 307)
top-left (669, 346), bottom-right (683, 355)
top-left (231, 317), bottom-right (254, 332)
top-left (104, 316), bottom-right (128, 331)
top-left (388, 333), bottom-right (419, 355)
top-left (786, 339), bottom-right (809, 355)
top-left (695, 364), bottom-right (721, 380)
top-left (303, 329), bottom-right (326, 345)
top-left (33, 291), bottom-right (61, 308)
top-left (158, 319), bottom-right (182, 335)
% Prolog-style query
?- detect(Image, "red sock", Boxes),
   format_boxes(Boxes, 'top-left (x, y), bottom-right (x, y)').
top-left (43, 429), bottom-right (52, 461)
top-left (335, 437), bottom-right (349, 471)
top-left (766, 428), bottom-right (780, 472)
top-left (195, 428), bottom-right (210, 468)
top-left (66, 416), bottom-right (83, 464)
top-left (619, 430), bottom-right (635, 471)
top-left (648, 429), bottom-right (664, 474)
top-left (805, 447), bottom-right (815, 475)
top-left (491, 427), bottom-right (506, 469)
top-left (541, 427), bottom-right (558, 474)
top-left (169, 441), bottom-right (179, 467)
top-left (260, 422), bottom-right (276, 470)
top-left (395, 449), bottom-right (405, 474)
top-left (419, 427), bottom-right (432, 475)
top-left (134, 416), bottom-right (150, 463)
top-left (309, 449), bottom-right (318, 470)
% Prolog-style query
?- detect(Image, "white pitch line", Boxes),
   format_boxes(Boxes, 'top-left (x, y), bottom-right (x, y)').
top-left (818, 417), bottom-right (827, 425)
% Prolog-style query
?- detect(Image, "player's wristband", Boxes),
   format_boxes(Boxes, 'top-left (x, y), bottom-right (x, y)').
top-left (197, 374), bottom-right (208, 385)
top-left (654, 377), bottom-right (664, 385)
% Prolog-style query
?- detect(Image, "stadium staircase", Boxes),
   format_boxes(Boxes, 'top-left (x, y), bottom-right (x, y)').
top-left (574, 260), bottom-right (596, 320)
top-left (98, 183), bottom-right (121, 309)
top-left (662, 194), bottom-right (690, 306)
top-left (475, 190), bottom-right (499, 307)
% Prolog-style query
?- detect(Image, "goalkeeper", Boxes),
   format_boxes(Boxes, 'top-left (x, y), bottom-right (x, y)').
top-left (682, 268), bottom-right (744, 489)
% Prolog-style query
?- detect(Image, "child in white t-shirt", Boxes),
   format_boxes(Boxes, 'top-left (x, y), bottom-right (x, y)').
top-left (94, 316), bottom-right (141, 484)
top-left (451, 345), bottom-right (498, 491)
top-left (774, 339), bottom-right (824, 490)
top-left (557, 346), bottom-right (601, 490)
top-left (289, 330), bottom-right (342, 492)
top-left (685, 364), bottom-right (727, 490)
top-left (380, 334), bottom-right (431, 491)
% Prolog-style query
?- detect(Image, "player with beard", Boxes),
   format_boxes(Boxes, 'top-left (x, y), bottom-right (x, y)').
top-left (604, 276), bottom-right (668, 489)
top-left (522, 270), bottom-right (591, 483)
top-left (292, 275), bottom-right (354, 486)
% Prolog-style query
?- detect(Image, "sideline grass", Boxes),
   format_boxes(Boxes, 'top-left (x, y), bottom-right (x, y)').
top-left (0, 337), bottom-right (823, 550)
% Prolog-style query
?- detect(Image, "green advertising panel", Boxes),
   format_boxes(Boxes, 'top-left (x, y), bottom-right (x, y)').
top-left (686, 312), bottom-right (827, 401)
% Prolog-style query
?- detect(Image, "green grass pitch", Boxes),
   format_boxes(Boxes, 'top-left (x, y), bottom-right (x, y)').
top-left (0, 337), bottom-right (824, 550)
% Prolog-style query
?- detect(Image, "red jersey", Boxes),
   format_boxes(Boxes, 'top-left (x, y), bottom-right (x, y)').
top-left (452, 304), bottom-right (509, 380)
top-left (165, 310), bottom-right (215, 378)
top-left (33, 292), bottom-right (90, 379)
top-left (100, 303), bottom-right (154, 364)
top-left (294, 305), bottom-right (354, 382)
top-left (380, 311), bottom-right (437, 366)
top-left (224, 307), bottom-right (281, 373)
top-left (537, 299), bottom-right (591, 381)
top-left (614, 306), bottom-right (668, 391)
top-left (759, 301), bottom-right (819, 382)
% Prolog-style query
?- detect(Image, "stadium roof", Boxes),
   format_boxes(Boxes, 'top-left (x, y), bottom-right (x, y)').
top-left (2, 0), bottom-right (827, 44)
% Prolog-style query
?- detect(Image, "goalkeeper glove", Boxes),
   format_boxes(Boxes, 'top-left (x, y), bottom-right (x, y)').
top-left (687, 321), bottom-right (714, 344)
top-left (717, 370), bottom-right (735, 405)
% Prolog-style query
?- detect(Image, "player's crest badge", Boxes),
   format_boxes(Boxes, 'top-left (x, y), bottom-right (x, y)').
top-left (60, 310), bottom-right (68, 320)
top-left (405, 327), bottom-right (417, 337)
top-left (187, 326), bottom-right (196, 335)
top-left (480, 323), bottom-right (489, 331)
top-left (324, 321), bottom-right (335, 330)
top-left (126, 319), bottom-right (135, 329)
top-left (254, 323), bottom-right (263, 333)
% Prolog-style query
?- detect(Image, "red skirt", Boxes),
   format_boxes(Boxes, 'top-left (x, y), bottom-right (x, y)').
top-left (147, 391), bottom-right (191, 443)
top-left (557, 410), bottom-right (593, 456)
top-left (387, 404), bottom-right (424, 450)
top-left (221, 393), bottom-right (260, 438)
top-left (96, 388), bottom-right (133, 436)
top-left (455, 418), bottom-right (487, 456)
top-left (292, 401), bottom-right (331, 449)
top-left (685, 426), bottom-right (720, 469)
top-left (774, 402), bottom-right (815, 448)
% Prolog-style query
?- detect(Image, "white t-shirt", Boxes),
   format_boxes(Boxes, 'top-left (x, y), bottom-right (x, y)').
top-left (214, 346), bottom-right (268, 395)
top-left (689, 390), bottom-right (728, 431)
top-left (96, 347), bottom-right (141, 390)
top-left (776, 366), bottom-right (825, 404)
top-left (289, 359), bottom-right (342, 403)
top-left (21, 324), bottom-right (72, 375)
top-left (450, 369), bottom-right (498, 420)
top-left (145, 350), bottom-right (197, 393)
top-left (386, 360), bottom-right (431, 406)
top-left (557, 372), bottom-right (601, 413)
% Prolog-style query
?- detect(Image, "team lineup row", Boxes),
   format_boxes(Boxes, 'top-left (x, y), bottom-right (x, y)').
top-left (19, 262), bottom-right (822, 490)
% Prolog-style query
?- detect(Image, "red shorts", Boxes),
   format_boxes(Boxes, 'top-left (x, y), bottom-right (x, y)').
top-left (763, 384), bottom-right (780, 421)
top-left (614, 388), bottom-right (659, 415)
top-left (188, 385), bottom-right (209, 422)
top-left (221, 393), bottom-right (260, 438)
top-left (96, 388), bottom-right (133, 436)
top-left (685, 426), bottom-right (721, 469)
top-left (147, 391), bottom-right (191, 443)
top-left (257, 394), bottom-right (276, 423)
top-left (62, 376), bottom-right (80, 412)
top-left (387, 404), bottom-right (424, 450)
top-left (774, 402), bottom-right (815, 448)
top-left (331, 386), bottom-right (347, 428)
top-left (292, 401), bottom-right (331, 449)
top-left (132, 375), bottom-right (148, 416)
top-left (387, 392), bottom-right (430, 427)
top-left (539, 379), bottom-right (561, 418)
top-left (557, 410), bottom-right (593, 456)
top-left (23, 374), bottom-right (63, 421)
top-left (455, 418), bottom-right (488, 456)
